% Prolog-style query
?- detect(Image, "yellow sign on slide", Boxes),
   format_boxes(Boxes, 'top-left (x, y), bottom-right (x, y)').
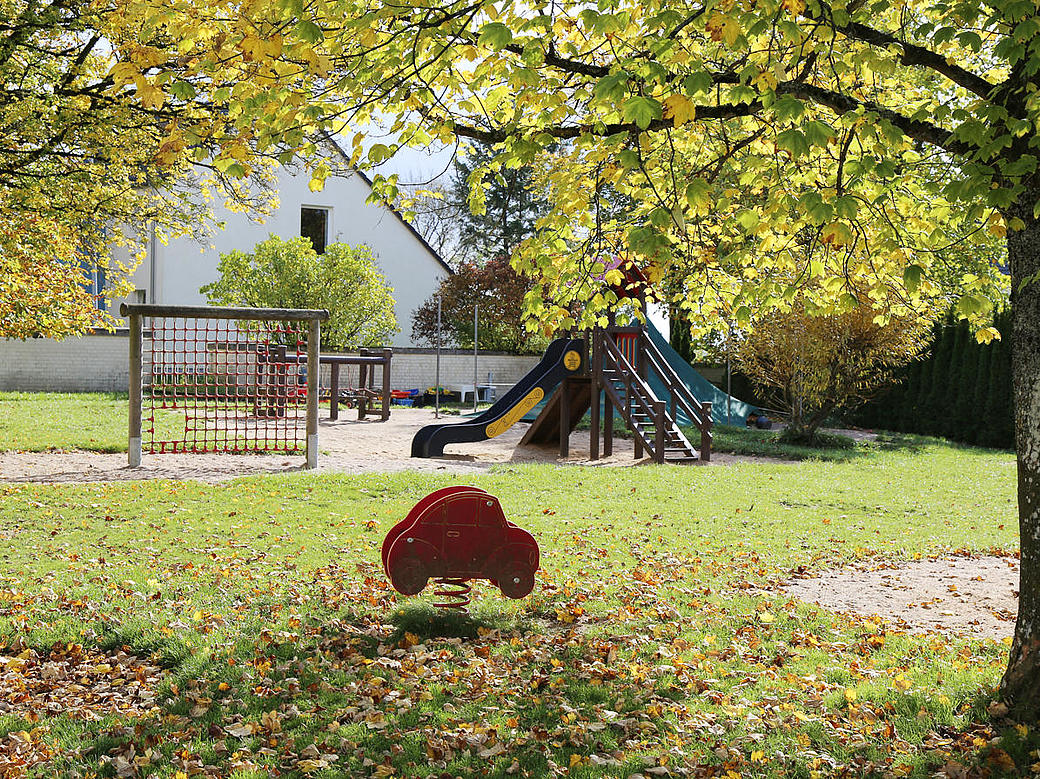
top-left (563, 350), bottom-right (581, 371)
top-left (485, 387), bottom-right (545, 439)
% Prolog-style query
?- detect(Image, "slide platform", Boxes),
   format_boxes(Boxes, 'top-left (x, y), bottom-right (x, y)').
top-left (411, 337), bottom-right (585, 458)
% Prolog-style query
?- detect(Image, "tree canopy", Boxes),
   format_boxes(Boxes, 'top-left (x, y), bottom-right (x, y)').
top-left (201, 236), bottom-right (397, 350)
top-left (12, 0), bottom-right (1040, 718)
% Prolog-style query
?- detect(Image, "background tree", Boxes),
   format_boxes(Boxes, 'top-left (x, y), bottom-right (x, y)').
top-left (448, 144), bottom-right (552, 264)
top-left (0, 0), bottom-right (341, 337)
top-left (201, 236), bottom-right (397, 350)
top-left (411, 257), bottom-right (548, 354)
top-left (735, 292), bottom-right (933, 443)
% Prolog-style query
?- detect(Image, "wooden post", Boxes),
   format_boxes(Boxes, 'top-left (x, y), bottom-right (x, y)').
top-left (359, 362), bottom-right (369, 420)
top-left (654, 399), bottom-right (666, 464)
top-left (382, 348), bottom-right (392, 421)
top-left (590, 333), bottom-right (600, 461)
top-left (634, 331), bottom-right (646, 460)
top-left (329, 362), bottom-right (341, 421)
top-left (701, 401), bottom-right (713, 463)
top-left (559, 378), bottom-right (570, 458)
top-left (306, 318), bottom-right (320, 469)
top-left (128, 312), bottom-right (143, 467)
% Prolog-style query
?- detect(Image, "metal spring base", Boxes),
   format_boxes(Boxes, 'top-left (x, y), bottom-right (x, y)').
top-left (432, 578), bottom-right (472, 612)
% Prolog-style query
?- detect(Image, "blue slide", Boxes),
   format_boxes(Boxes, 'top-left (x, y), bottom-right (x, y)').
top-left (643, 322), bottom-right (756, 426)
top-left (520, 323), bottom-right (755, 426)
top-left (412, 337), bottom-right (586, 457)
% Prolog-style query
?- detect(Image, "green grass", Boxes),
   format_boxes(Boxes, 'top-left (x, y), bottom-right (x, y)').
top-left (703, 423), bottom-right (1014, 463)
top-left (0, 436), bottom-right (1031, 777)
top-left (0, 392), bottom-right (131, 452)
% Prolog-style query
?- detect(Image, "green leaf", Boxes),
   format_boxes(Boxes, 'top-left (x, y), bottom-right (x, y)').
top-left (294, 19), bottom-right (324, 43)
top-left (736, 210), bottom-right (758, 230)
top-left (803, 120), bottom-right (836, 147)
top-left (685, 178), bottom-right (712, 210)
top-left (618, 149), bottom-right (640, 169)
top-left (478, 22), bottom-right (513, 50)
top-left (683, 71), bottom-right (713, 96)
top-left (903, 264), bottom-right (924, 293)
top-left (956, 31), bottom-right (982, 51)
top-left (771, 96), bottom-right (806, 122)
top-left (622, 96), bottom-right (663, 130)
top-left (956, 293), bottom-right (990, 318)
top-left (593, 72), bottom-right (630, 102)
top-left (775, 128), bottom-right (810, 158)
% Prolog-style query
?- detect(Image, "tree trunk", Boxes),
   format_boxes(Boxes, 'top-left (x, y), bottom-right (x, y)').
top-left (1000, 188), bottom-right (1040, 719)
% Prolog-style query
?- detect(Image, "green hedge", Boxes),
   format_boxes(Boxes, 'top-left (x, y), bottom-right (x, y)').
top-left (852, 308), bottom-right (1013, 449)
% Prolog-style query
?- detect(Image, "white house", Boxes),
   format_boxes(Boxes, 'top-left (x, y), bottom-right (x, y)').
top-left (0, 159), bottom-right (453, 392)
top-left (119, 162), bottom-right (451, 349)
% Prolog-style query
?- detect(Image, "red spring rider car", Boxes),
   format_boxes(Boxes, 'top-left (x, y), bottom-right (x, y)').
top-left (382, 486), bottom-right (539, 599)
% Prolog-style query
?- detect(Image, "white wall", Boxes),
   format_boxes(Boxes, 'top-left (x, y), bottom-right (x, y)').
top-left (126, 167), bottom-right (448, 348)
top-left (0, 334), bottom-right (129, 392)
top-left (0, 335), bottom-right (540, 396)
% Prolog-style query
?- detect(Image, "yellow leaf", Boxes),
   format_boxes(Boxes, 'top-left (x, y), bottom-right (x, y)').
top-left (240, 35), bottom-right (265, 60)
top-left (976, 326), bottom-right (1001, 344)
top-left (110, 61), bottom-right (139, 88)
top-left (758, 610), bottom-right (775, 624)
top-left (569, 754), bottom-right (583, 768)
top-left (844, 688), bottom-right (857, 703)
top-left (138, 82), bottom-right (165, 110)
top-left (664, 94), bottom-right (696, 125)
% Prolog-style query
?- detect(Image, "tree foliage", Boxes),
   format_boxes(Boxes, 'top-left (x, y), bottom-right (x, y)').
top-left (0, 215), bottom-right (124, 339)
top-left (0, 0), bottom-right (328, 337)
top-left (201, 236), bottom-right (397, 350)
top-left (15, 0), bottom-right (1040, 716)
top-left (735, 292), bottom-right (933, 443)
top-left (411, 257), bottom-right (547, 354)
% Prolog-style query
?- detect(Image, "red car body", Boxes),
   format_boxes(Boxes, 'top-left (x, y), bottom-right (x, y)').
top-left (382, 486), bottom-right (539, 599)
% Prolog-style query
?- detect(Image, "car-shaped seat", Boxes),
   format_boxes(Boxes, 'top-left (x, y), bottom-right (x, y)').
top-left (382, 486), bottom-right (539, 599)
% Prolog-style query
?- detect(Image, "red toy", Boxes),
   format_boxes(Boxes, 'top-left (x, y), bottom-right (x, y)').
top-left (382, 487), bottom-right (539, 604)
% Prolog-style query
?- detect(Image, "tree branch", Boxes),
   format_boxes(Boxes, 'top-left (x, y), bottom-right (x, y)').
top-left (831, 18), bottom-right (998, 103)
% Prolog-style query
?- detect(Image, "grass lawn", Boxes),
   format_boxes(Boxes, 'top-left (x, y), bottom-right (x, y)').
top-left (0, 435), bottom-right (1032, 777)
top-left (0, 393), bottom-right (131, 453)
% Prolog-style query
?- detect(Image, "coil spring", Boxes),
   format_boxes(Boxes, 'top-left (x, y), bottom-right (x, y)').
top-left (432, 577), bottom-right (472, 612)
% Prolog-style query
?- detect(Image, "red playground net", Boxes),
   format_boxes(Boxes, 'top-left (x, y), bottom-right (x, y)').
top-left (144, 315), bottom-right (308, 454)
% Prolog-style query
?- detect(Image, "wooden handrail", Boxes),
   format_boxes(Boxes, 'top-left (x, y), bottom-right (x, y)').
top-left (597, 332), bottom-right (661, 458)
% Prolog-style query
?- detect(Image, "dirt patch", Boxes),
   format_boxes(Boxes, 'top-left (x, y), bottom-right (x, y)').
top-left (782, 555), bottom-right (1020, 640)
top-left (0, 407), bottom-right (780, 484)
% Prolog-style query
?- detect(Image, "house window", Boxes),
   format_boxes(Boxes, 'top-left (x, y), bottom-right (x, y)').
top-left (301, 207), bottom-right (329, 254)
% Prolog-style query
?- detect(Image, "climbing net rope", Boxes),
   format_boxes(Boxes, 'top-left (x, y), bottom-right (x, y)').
top-left (143, 314), bottom-right (308, 454)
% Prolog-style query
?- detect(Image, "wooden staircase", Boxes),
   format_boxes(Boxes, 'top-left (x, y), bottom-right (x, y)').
top-left (593, 328), bottom-right (713, 464)
top-left (599, 367), bottom-right (698, 462)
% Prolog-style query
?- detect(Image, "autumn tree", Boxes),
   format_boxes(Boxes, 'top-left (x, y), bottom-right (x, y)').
top-left (736, 293), bottom-right (933, 443)
top-left (243, 0), bottom-right (1040, 716)
top-left (201, 236), bottom-right (397, 350)
top-left (411, 257), bottom-right (547, 353)
top-left (21, 0), bottom-right (1040, 716)
top-left (0, 0), bottom-right (339, 336)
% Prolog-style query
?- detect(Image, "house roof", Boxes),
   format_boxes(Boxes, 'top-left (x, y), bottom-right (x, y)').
top-left (324, 138), bottom-right (454, 276)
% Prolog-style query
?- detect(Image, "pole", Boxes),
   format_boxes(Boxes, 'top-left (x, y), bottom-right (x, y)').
top-left (726, 321), bottom-right (733, 426)
top-left (306, 317), bottom-right (320, 469)
top-left (128, 313), bottom-right (143, 467)
top-left (473, 304), bottom-right (479, 413)
top-left (435, 296), bottom-right (441, 419)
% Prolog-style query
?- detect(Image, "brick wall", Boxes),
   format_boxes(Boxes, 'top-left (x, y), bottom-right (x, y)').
top-left (0, 333), bottom-right (130, 393)
top-left (0, 334), bottom-right (541, 396)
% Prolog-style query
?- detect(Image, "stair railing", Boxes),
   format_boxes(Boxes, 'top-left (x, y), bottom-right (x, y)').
top-left (597, 330), bottom-right (665, 462)
top-left (638, 335), bottom-right (713, 461)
